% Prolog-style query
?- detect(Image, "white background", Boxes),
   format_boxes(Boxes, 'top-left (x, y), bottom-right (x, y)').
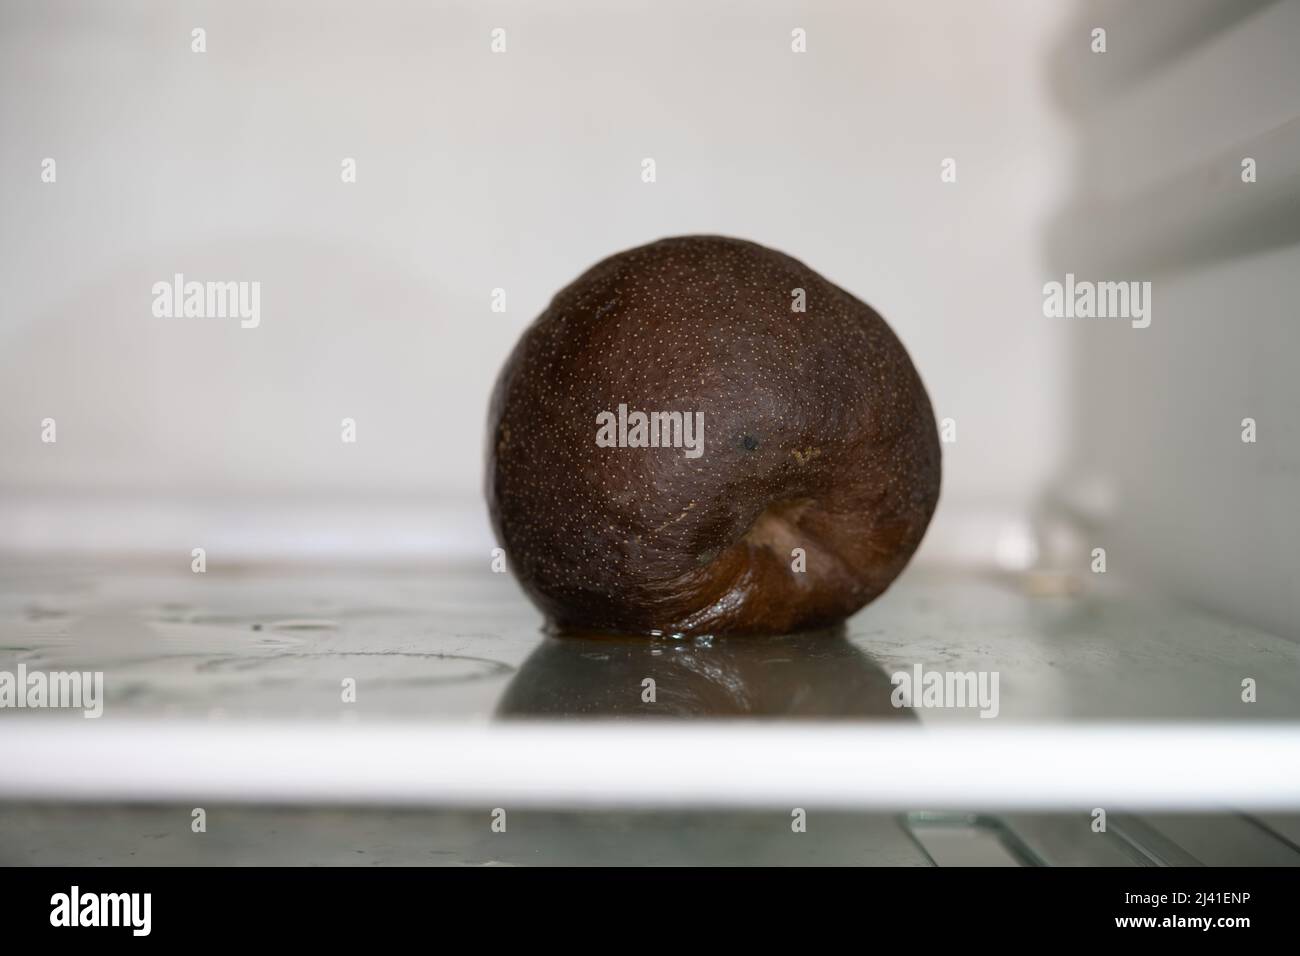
top-left (0, 3), bottom-right (1069, 514)
top-left (2, 1), bottom-right (1297, 639)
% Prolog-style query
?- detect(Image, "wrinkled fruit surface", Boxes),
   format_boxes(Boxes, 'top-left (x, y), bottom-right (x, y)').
top-left (486, 235), bottom-right (941, 636)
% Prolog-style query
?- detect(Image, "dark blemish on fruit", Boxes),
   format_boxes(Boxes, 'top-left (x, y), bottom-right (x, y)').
top-left (741, 435), bottom-right (760, 452)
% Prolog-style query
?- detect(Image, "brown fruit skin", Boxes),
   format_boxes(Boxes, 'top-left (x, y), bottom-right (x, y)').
top-left (486, 235), bottom-right (940, 637)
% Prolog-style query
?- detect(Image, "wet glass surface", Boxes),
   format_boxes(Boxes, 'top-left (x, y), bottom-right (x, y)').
top-left (0, 558), bottom-right (1298, 722)
top-left (3, 559), bottom-right (1299, 865)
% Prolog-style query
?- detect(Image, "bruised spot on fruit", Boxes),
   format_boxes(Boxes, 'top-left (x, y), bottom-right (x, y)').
top-left (743, 499), bottom-right (814, 553)
top-left (741, 434), bottom-right (760, 452)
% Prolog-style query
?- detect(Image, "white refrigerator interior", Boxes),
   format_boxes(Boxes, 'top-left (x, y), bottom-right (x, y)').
top-left (1, 0), bottom-right (1297, 865)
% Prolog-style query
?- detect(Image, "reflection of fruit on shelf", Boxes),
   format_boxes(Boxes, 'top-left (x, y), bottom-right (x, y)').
top-left (497, 626), bottom-right (915, 719)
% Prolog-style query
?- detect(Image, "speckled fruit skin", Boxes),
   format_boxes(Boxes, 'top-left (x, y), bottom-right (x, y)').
top-left (486, 235), bottom-right (940, 637)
